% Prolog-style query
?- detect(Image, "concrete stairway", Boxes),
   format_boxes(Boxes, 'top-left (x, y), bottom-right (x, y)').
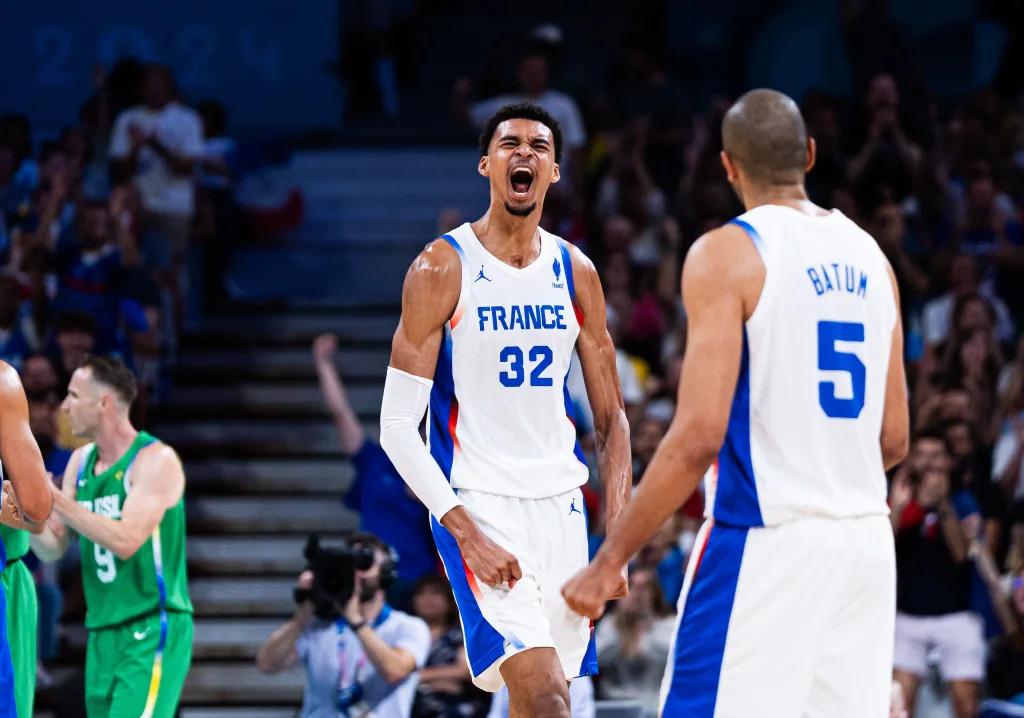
top-left (162, 306), bottom-right (396, 710)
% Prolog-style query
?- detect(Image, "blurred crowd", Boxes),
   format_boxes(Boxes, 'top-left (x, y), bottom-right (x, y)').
top-left (429, 22), bottom-right (1024, 718)
top-left (0, 59), bottom-right (236, 701)
top-left (8, 9), bottom-right (1024, 717)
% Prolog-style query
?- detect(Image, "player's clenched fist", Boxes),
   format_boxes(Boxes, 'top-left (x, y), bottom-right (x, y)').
top-left (457, 530), bottom-right (522, 589)
top-left (561, 556), bottom-right (622, 619)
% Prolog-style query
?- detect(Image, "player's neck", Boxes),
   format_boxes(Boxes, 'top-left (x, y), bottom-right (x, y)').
top-left (741, 182), bottom-right (816, 213)
top-left (94, 416), bottom-right (139, 466)
top-left (471, 208), bottom-right (542, 268)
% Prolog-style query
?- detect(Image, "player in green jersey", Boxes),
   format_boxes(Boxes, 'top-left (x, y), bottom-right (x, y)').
top-left (0, 360), bottom-right (57, 718)
top-left (32, 355), bottom-right (193, 718)
top-left (0, 524), bottom-right (37, 718)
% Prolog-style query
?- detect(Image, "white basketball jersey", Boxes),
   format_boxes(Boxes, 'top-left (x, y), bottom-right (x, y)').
top-left (427, 223), bottom-right (589, 498)
top-left (705, 205), bottom-right (897, 527)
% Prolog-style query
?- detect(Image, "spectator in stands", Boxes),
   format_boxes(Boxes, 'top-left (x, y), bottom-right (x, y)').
top-left (256, 532), bottom-right (431, 718)
top-left (52, 312), bottom-right (96, 451)
top-left (108, 64), bottom-right (202, 345)
top-left (891, 448), bottom-right (984, 718)
top-left (849, 73), bottom-right (922, 207)
top-left (411, 574), bottom-right (489, 718)
top-left (923, 255), bottom-right (1015, 351)
top-left (27, 391), bottom-right (71, 478)
top-left (109, 64), bottom-right (201, 265)
top-left (454, 50), bottom-right (586, 191)
top-left (20, 352), bottom-right (59, 397)
top-left (51, 196), bottom-right (139, 353)
top-left (52, 312), bottom-right (96, 388)
top-left (594, 566), bottom-right (675, 717)
top-left (312, 334), bottom-right (435, 606)
top-left (994, 414), bottom-right (1024, 502)
top-left (952, 163), bottom-right (1024, 292)
top-left (984, 571), bottom-right (1024, 710)
top-left (0, 274), bottom-right (36, 370)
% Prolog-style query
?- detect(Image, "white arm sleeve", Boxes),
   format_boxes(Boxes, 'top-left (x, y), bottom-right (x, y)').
top-left (379, 366), bottom-right (463, 520)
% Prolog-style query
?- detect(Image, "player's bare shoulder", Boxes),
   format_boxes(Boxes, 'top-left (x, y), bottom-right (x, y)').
top-left (0, 360), bottom-right (26, 401)
top-left (401, 237), bottom-right (462, 321)
top-left (684, 223), bottom-right (765, 314)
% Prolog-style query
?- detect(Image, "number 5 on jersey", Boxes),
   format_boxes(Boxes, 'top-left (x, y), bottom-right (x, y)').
top-left (817, 321), bottom-right (866, 419)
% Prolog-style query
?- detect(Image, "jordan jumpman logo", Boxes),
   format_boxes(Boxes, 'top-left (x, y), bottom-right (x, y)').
top-left (475, 265), bottom-right (491, 282)
top-left (569, 498), bottom-right (582, 516)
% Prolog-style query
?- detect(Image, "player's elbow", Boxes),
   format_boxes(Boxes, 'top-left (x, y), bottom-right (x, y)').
top-left (881, 429), bottom-right (909, 470)
top-left (112, 533), bottom-right (146, 561)
top-left (19, 493), bottom-right (53, 526)
top-left (672, 420), bottom-right (725, 471)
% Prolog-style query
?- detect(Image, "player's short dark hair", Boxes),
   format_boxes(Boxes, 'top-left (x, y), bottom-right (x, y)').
top-left (479, 102), bottom-right (563, 164)
top-left (83, 354), bottom-right (137, 406)
top-left (722, 89), bottom-right (808, 184)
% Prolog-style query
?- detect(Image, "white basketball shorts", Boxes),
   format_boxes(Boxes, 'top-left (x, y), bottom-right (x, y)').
top-left (431, 486), bottom-right (595, 691)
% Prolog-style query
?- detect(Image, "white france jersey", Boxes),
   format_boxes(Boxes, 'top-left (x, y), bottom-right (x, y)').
top-left (705, 205), bottom-right (897, 527)
top-left (427, 222), bottom-right (588, 499)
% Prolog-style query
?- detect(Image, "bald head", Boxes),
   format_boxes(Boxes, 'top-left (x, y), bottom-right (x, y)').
top-left (722, 89), bottom-right (809, 185)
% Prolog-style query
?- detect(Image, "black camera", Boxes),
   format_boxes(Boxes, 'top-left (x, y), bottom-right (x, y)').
top-left (294, 534), bottom-right (376, 619)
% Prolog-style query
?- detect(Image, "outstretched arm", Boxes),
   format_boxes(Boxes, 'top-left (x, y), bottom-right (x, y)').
top-left (563, 224), bottom-right (760, 618)
top-left (381, 240), bottom-right (522, 588)
top-left (0, 362), bottom-right (52, 524)
top-left (569, 245), bottom-right (631, 596)
top-left (53, 444), bottom-right (184, 560)
top-left (313, 334), bottom-right (365, 454)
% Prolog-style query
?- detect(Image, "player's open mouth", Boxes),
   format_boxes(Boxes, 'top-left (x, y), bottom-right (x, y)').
top-left (509, 167), bottom-right (534, 199)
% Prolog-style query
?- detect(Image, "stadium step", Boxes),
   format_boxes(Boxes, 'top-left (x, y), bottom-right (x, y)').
top-left (186, 458), bottom-right (353, 495)
top-left (183, 663), bottom-right (304, 704)
top-left (185, 312), bottom-right (398, 348)
top-left (190, 577), bottom-right (297, 617)
top-left (154, 419), bottom-right (375, 457)
top-left (174, 347), bottom-right (390, 382)
top-left (165, 382), bottom-right (383, 418)
top-left (189, 535), bottom-right (326, 575)
top-left (188, 496), bottom-right (358, 534)
top-left (134, 149), bottom-right (478, 709)
top-left (63, 618), bottom-right (282, 660)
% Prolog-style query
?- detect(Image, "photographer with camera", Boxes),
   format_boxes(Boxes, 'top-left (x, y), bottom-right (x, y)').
top-left (256, 532), bottom-right (431, 717)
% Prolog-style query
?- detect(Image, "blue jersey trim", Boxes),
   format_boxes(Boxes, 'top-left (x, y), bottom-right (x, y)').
top-left (663, 525), bottom-right (748, 717)
top-left (430, 517), bottom-right (506, 677)
top-left (428, 329), bottom-right (457, 482)
top-left (713, 330), bottom-right (764, 527)
top-left (0, 585), bottom-right (13, 717)
top-left (728, 218), bottom-right (765, 257)
top-left (558, 240), bottom-right (576, 302)
top-left (440, 233), bottom-right (466, 259)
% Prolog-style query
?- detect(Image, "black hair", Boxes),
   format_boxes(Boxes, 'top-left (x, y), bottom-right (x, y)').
top-left (56, 311), bottom-right (95, 336)
top-left (479, 102), bottom-right (563, 164)
top-left (83, 354), bottom-right (138, 406)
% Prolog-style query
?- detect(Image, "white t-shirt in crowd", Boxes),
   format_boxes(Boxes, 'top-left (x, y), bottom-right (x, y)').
top-left (295, 606), bottom-right (430, 718)
top-left (471, 90), bottom-right (586, 151)
top-left (992, 417), bottom-right (1024, 500)
top-left (922, 291), bottom-right (1016, 347)
top-left (110, 102), bottom-right (203, 216)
